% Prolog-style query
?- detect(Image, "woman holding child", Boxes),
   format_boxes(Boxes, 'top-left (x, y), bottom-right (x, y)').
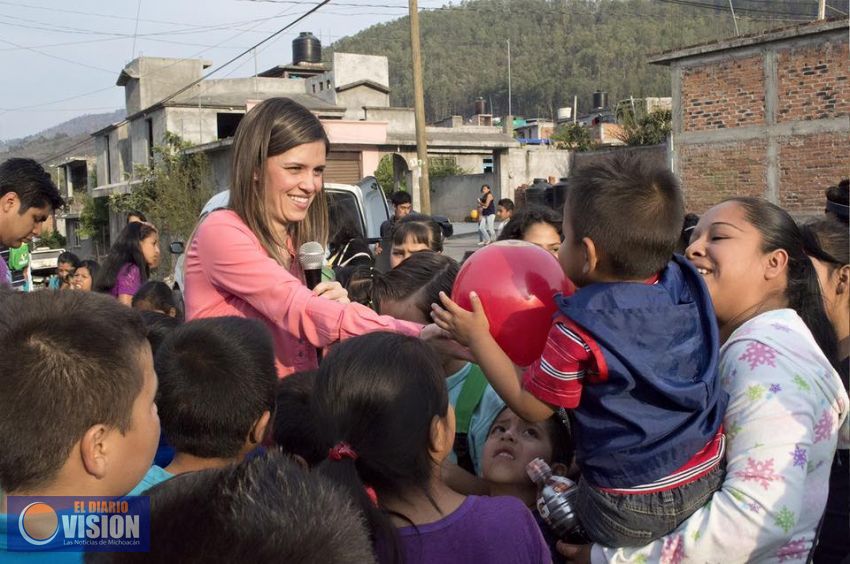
top-left (587, 198), bottom-right (848, 563)
top-left (184, 98), bottom-right (424, 377)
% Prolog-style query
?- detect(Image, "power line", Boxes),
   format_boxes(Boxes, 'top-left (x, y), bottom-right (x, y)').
top-left (38, 0), bottom-right (332, 165)
top-left (131, 0), bottom-right (143, 60)
top-left (0, 36), bottom-right (116, 74)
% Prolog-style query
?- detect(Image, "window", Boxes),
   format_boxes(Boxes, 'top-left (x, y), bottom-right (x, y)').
top-left (216, 113), bottom-right (244, 140)
top-left (146, 118), bottom-right (154, 162)
top-left (483, 157), bottom-right (494, 173)
top-left (105, 141), bottom-right (111, 185)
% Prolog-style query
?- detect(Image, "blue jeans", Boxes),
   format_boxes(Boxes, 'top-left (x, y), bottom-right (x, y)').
top-left (573, 461), bottom-right (725, 548)
top-left (478, 213), bottom-right (496, 243)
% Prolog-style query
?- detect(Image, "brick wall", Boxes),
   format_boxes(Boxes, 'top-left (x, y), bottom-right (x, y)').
top-left (681, 55), bottom-right (765, 132)
top-left (678, 140), bottom-right (768, 212)
top-left (777, 40), bottom-right (850, 122)
top-left (777, 131), bottom-right (849, 212)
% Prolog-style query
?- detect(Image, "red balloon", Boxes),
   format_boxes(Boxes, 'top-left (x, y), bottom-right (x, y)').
top-left (452, 240), bottom-right (575, 367)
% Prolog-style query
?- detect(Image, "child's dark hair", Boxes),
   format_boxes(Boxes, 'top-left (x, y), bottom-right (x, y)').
top-left (0, 291), bottom-right (147, 492)
top-left (313, 332), bottom-right (449, 561)
top-left (127, 210), bottom-right (147, 223)
top-left (825, 179), bottom-right (849, 223)
top-left (567, 154), bottom-right (684, 278)
top-left (372, 251), bottom-right (458, 319)
top-left (85, 450), bottom-right (374, 564)
top-left (497, 198), bottom-right (515, 212)
top-left (154, 317), bottom-right (277, 459)
top-left (139, 311), bottom-right (181, 355)
top-left (391, 190), bottom-right (412, 207)
top-left (132, 281), bottom-right (178, 316)
top-left (391, 213), bottom-right (444, 253)
top-left (497, 204), bottom-right (562, 242)
top-left (57, 251), bottom-right (81, 268)
top-left (730, 197), bottom-right (839, 370)
top-left (273, 371), bottom-right (325, 467)
top-left (0, 157), bottom-right (64, 212)
top-left (94, 222), bottom-right (157, 294)
top-left (802, 217), bottom-right (849, 275)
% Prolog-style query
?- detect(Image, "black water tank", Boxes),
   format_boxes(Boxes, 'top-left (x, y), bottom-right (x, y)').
top-left (293, 32), bottom-right (321, 65)
top-left (525, 178), bottom-right (552, 208)
top-left (592, 91), bottom-right (608, 111)
top-left (551, 178), bottom-right (570, 211)
top-left (474, 97), bottom-right (487, 115)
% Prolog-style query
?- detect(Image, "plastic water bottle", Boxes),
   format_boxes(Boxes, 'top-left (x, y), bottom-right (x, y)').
top-left (526, 457), bottom-right (588, 542)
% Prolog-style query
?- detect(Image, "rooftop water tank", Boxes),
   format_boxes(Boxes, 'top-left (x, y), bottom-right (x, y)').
top-left (293, 32), bottom-right (321, 65)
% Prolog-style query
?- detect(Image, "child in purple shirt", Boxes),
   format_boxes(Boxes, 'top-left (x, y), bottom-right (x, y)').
top-left (313, 332), bottom-right (550, 564)
top-left (95, 221), bottom-right (161, 304)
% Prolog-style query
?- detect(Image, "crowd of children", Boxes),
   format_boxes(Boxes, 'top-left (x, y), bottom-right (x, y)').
top-left (0, 113), bottom-right (848, 563)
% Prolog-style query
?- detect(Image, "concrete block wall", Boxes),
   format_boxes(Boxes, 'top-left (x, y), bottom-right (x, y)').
top-left (670, 26), bottom-right (849, 214)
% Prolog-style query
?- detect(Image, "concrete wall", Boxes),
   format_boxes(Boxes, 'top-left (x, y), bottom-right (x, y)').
top-left (498, 146), bottom-right (571, 200)
top-left (431, 173), bottom-right (495, 221)
top-left (364, 107), bottom-right (415, 135)
top-left (338, 86), bottom-right (390, 120)
top-left (670, 26), bottom-right (849, 213)
top-left (165, 107), bottom-right (219, 146)
top-left (123, 58), bottom-right (209, 115)
top-left (334, 53), bottom-right (389, 90)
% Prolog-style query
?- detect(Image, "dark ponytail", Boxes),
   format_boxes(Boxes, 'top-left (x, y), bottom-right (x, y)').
top-left (730, 197), bottom-right (839, 369)
top-left (344, 252), bottom-right (459, 316)
top-left (312, 332), bottom-right (450, 563)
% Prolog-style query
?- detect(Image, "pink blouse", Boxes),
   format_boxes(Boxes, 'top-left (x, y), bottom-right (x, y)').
top-left (184, 210), bottom-right (422, 377)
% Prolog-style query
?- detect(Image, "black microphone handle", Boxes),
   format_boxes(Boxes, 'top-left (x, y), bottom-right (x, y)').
top-left (304, 268), bottom-right (322, 290)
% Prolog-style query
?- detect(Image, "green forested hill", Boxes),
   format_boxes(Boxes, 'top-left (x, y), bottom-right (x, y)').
top-left (328, 0), bottom-right (837, 120)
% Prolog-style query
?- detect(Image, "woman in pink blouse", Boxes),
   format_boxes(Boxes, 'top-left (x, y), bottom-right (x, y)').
top-left (184, 98), bottom-right (424, 377)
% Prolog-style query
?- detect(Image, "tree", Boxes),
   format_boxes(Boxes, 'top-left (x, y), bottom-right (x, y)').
top-left (79, 193), bottom-right (109, 256)
top-left (109, 132), bottom-right (216, 273)
top-left (616, 108), bottom-right (672, 146)
top-left (551, 123), bottom-right (595, 152)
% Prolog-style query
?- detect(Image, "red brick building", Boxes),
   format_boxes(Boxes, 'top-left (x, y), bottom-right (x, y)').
top-left (650, 19), bottom-right (848, 214)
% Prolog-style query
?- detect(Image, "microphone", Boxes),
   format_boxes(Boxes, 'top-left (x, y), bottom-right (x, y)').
top-left (298, 241), bottom-right (325, 290)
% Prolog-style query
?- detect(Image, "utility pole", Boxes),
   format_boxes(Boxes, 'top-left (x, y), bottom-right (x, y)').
top-left (507, 39), bottom-right (512, 117)
top-left (817, 0), bottom-right (825, 19)
top-left (409, 0), bottom-right (430, 214)
top-left (727, 0), bottom-right (740, 36)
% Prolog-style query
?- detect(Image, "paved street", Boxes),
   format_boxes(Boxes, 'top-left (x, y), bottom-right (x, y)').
top-left (445, 222), bottom-right (480, 263)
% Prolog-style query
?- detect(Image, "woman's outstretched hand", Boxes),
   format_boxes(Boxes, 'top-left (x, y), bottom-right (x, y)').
top-left (313, 281), bottom-right (350, 304)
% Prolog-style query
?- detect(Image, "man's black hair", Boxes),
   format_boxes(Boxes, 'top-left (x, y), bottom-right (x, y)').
top-left (390, 191), bottom-right (412, 207)
top-left (0, 158), bottom-right (64, 212)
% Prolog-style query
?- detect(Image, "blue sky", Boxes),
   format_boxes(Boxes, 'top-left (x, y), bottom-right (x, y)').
top-left (0, 0), bottom-right (443, 140)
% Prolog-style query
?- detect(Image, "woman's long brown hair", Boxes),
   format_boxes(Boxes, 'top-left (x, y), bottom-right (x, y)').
top-left (229, 97), bottom-right (330, 266)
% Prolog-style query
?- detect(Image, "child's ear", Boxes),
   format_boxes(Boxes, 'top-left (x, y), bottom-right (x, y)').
top-left (581, 237), bottom-right (599, 276)
top-left (429, 406), bottom-right (456, 461)
top-left (80, 424), bottom-right (110, 479)
top-left (248, 410), bottom-right (272, 446)
top-left (836, 264), bottom-right (850, 295)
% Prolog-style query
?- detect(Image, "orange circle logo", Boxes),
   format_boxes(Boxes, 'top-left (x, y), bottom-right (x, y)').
top-left (18, 502), bottom-right (59, 545)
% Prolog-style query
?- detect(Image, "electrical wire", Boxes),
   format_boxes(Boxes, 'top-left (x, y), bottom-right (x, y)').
top-left (37, 0), bottom-right (332, 164)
